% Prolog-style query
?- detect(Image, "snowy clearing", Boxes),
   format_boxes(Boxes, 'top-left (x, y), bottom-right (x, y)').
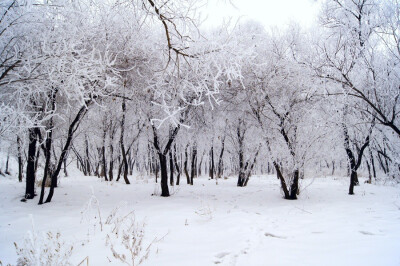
top-left (1, 174), bottom-right (399, 266)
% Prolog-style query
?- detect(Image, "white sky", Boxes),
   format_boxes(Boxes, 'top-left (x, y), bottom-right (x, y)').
top-left (200, 0), bottom-right (321, 29)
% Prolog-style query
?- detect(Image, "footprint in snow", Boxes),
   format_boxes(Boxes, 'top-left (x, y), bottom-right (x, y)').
top-left (359, 230), bottom-right (375, 235)
top-left (214, 251), bottom-right (230, 264)
top-left (264, 232), bottom-right (286, 239)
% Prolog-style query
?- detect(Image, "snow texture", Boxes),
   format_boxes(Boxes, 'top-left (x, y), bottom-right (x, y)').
top-left (0, 172), bottom-right (399, 265)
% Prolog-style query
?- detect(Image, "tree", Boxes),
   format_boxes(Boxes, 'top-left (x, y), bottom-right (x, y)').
top-left (316, 0), bottom-right (400, 137)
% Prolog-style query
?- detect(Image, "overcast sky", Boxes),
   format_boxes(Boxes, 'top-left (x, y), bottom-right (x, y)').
top-left (200, 0), bottom-right (321, 29)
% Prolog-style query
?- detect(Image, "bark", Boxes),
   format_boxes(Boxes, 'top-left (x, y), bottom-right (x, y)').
top-left (343, 123), bottom-right (370, 195)
top-left (209, 146), bottom-right (214, 179)
top-left (158, 153), bottom-right (169, 196)
top-left (120, 98), bottom-right (130, 184)
top-left (236, 120), bottom-right (246, 187)
top-left (288, 170), bottom-right (299, 199)
top-left (369, 148), bottom-right (376, 179)
top-left (17, 136), bottom-right (23, 182)
top-left (25, 127), bottom-right (39, 199)
top-left (174, 145), bottom-right (181, 185)
top-left (101, 127), bottom-right (108, 181)
top-left (109, 145), bottom-right (114, 181)
top-left (45, 103), bottom-right (89, 203)
top-left (152, 123), bottom-right (181, 197)
top-left (63, 155), bottom-right (68, 177)
top-left (190, 143), bottom-right (197, 185)
top-left (242, 146), bottom-right (261, 187)
top-left (184, 144), bottom-right (190, 184)
top-left (5, 152), bottom-right (10, 175)
top-left (72, 145), bottom-right (87, 175)
top-left (39, 123), bottom-right (53, 205)
top-left (39, 87), bottom-right (57, 204)
top-left (366, 159), bottom-right (371, 184)
top-left (85, 136), bottom-right (91, 175)
top-left (169, 149), bottom-right (174, 186)
top-left (217, 135), bottom-right (225, 179)
top-left (273, 162), bottom-right (290, 199)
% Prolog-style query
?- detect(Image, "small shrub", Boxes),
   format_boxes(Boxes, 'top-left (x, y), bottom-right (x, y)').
top-left (105, 208), bottom-right (158, 266)
top-left (14, 218), bottom-right (73, 266)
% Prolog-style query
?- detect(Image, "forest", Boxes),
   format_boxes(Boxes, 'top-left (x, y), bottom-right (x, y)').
top-left (0, 0), bottom-right (400, 265)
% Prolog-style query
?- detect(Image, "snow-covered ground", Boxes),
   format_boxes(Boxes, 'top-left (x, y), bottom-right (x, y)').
top-left (0, 172), bottom-right (399, 266)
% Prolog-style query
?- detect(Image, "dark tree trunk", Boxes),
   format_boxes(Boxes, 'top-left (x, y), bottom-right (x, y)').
top-left (366, 159), bottom-right (371, 184)
top-left (85, 136), bottom-right (91, 175)
top-left (349, 170), bottom-right (358, 195)
top-left (369, 149), bottom-right (376, 179)
top-left (184, 144), bottom-right (190, 184)
top-left (242, 146), bottom-right (260, 187)
top-left (209, 146), bottom-right (214, 179)
top-left (190, 144), bottom-right (197, 185)
top-left (72, 145), bottom-right (87, 175)
top-left (45, 103), bottom-right (89, 203)
top-left (158, 153), bottom-right (169, 196)
top-left (109, 159), bottom-right (114, 181)
top-left (34, 148), bottom-right (40, 176)
top-left (169, 149), bottom-right (174, 186)
top-left (120, 98), bottom-right (130, 185)
top-left (102, 128), bottom-right (108, 181)
top-left (109, 145), bottom-right (114, 181)
top-left (288, 170), bottom-right (299, 200)
top-left (39, 87), bottom-right (57, 205)
top-left (343, 123), bottom-right (371, 195)
top-left (39, 123), bottom-right (53, 205)
top-left (17, 136), bottom-right (23, 182)
top-left (217, 136), bottom-right (225, 179)
top-left (152, 122), bottom-right (181, 196)
top-left (236, 120), bottom-right (246, 187)
top-left (174, 145), bottom-right (181, 185)
top-left (25, 127), bottom-right (39, 199)
top-left (273, 162), bottom-right (290, 199)
top-left (63, 153), bottom-right (68, 177)
top-left (5, 152), bottom-right (10, 175)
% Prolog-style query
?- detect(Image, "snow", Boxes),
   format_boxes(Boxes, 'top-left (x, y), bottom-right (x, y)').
top-left (0, 172), bottom-right (400, 266)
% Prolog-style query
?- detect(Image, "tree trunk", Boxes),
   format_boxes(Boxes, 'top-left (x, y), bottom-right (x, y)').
top-left (369, 149), bottom-right (376, 179)
top-left (39, 85), bottom-right (57, 204)
top-left (85, 136), bottom-right (91, 175)
top-left (39, 121), bottom-right (54, 205)
top-left (349, 170), bottom-right (358, 195)
top-left (169, 149), bottom-right (174, 186)
top-left (63, 153), bottom-right (68, 177)
top-left (5, 151), bottom-right (10, 175)
top-left (343, 122), bottom-right (370, 195)
top-left (120, 98), bottom-right (130, 185)
top-left (174, 145), bottom-right (181, 185)
top-left (273, 162), bottom-right (290, 199)
top-left (45, 103), bottom-right (89, 203)
top-left (190, 143), bottom-right (197, 185)
top-left (209, 146), bottom-right (214, 179)
top-left (217, 136), bottom-right (225, 179)
top-left (17, 136), bottom-right (23, 182)
top-left (159, 153), bottom-right (169, 197)
top-left (25, 127), bottom-right (39, 199)
top-left (102, 128), bottom-right (108, 181)
top-left (366, 159), bottom-right (371, 184)
top-left (288, 169), bottom-right (299, 200)
top-left (109, 145), bottom-right (114, 181)
top-left (236, 120), bottom-right (246, 187)
top-left (184, 144), bottom-right (190, 184)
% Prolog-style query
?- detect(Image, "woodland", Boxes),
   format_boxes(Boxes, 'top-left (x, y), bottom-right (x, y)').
top-left (0, 0), bottom-right (400, 265)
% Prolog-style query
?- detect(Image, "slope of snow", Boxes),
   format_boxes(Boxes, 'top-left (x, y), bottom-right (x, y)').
top-left (0, 173), bottom-right (399, 266)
